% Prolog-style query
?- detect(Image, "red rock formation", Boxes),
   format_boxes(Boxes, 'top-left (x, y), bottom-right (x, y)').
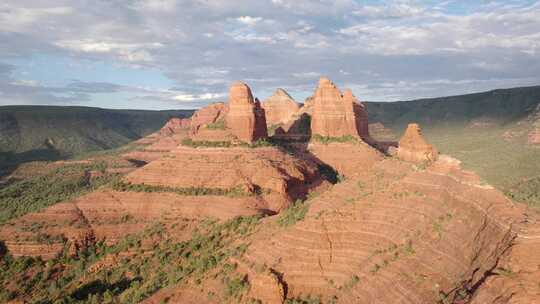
top-left (310, 77), bottom-right (369, 139)
top-left (189, 102), bottom-right (228, 135)
top-left (306, 141), bottom-right (383, 177)
top-left (397, 123), bottom-right (438, 164)
top-left (244, 156), bottom-right (522, 303)
top-left (124, 146), bottom-right (326, 211)
top-left (159, 117), bottom-right (191, 136)
top-left (344, 89), bottom-right (370, 139)
top-left (123, 118), bottom-right (191, 164)
top-left (262, 88), bottom-right (301, 126)
top-left (226, 82), bottom-right (268, 143)
top-left (528, 128), bottom-right (540, 144)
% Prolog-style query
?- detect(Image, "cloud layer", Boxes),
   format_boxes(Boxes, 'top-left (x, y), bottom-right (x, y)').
top-left (1, 0), bottom-right (539, 109)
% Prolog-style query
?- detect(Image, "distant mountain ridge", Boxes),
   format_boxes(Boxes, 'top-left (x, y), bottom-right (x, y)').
top-left (0, 105), bottom-right (193, 158)
top-left (365, 85), bottom-right (540, 129)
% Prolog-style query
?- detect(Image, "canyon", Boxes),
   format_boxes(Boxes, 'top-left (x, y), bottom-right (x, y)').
top-left (0, 78), bottom-right (539, 304)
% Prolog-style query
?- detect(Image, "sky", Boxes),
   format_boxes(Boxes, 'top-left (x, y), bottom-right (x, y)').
top-left (0, 0), bottom-right (539, 110)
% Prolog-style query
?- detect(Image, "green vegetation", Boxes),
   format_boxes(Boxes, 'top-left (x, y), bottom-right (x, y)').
top-left (277, 200), bottom-right (310, 227)
top-left (505, 176), bottom-right (540, 208)
top-left (0, 105), bottom-right (192, 157)
top-left (0, 162), bottom-right (118, 224)
top-left (181, 138), bottom-right (276, 149)
top-left (241, 138), bottom-right (276, 148)
top-left (366, 86), bottom-right (540, 204)
top-left (112, 180), bottom-right (250, 197)
top-left (181, 138), bottom-right (232, 148)
top-left (0, 215), bottom-right (262, 303)
top-left (312, 134), bottom-right (358, 145)
top-left (284, 295), bottom-right (322, 304)
top-left (224, 275), bottom-right (250, 299)
top-left (206, 119), bottom-right (226, 130)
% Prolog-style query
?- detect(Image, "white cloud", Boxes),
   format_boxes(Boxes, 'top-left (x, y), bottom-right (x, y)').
top-left (353, 3), bottom-right (425, 18)
top-left (173, 92), bottom-right (225, 101)
top-left (133, 0), bottom-right (177, 12)
top-left (0, 5), bottom-right (73, 31)
top-left (1, 0), bottom-right (539, 108)
top-left (236, 16), bottom-right (263, 26)
top-left (55, 40), bottom-right (164, 62)
top-left (292, 72), bottom-right (320, 78)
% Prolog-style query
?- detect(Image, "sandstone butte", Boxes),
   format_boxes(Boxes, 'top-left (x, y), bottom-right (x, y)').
top-left (397, 123), bottom-right (439, 164)
top-left (225, 81), bottom-right (268, 143)
top-left (262, 88), bottom-right (301, 126)
top-left (1, 78), bottom-right (540, 304)
top-left (310, 77), bottom-right (370, 139)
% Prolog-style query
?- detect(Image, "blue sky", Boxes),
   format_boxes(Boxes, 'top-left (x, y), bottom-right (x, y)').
top-left (1, 0), bottom-right (539, 110)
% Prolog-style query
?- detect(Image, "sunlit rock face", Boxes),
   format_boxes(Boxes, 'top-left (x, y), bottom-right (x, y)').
top-left (397, 123), bottom-right (438, 164)
top-left (310, 77), bottom-right (369, 139)
top-left (226, 82), bottom-right (268, 143)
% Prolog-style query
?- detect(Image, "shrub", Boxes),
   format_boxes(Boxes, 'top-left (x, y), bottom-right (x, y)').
top-left (181, 138), bottom-right (231, 148)
top-left (312, 134), bottom-right (358, 145)
top-left (206, 119), bottom-right (226, 130)
top-left (224, 275), bottom-right (250, 299)
top-left (111, 181), bottom-right (250, 197)
top-left (0, 162), bottom-right (117, 224)
top-left (277, 200), bottom-right (309, 227)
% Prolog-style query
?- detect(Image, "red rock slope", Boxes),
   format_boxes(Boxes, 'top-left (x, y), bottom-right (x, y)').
top-left (243, 155), bottom-right (523, 303)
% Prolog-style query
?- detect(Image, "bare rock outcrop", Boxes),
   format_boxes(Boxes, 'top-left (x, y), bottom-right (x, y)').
top-left (226, 82), bottom-right (268, 143)
top-left (397, 123), bottom-right (438, 164)
top-left (190, 102), bottom-right (228, 135)
top-left (244, 156), bottom-right (522, 303)
top-left (159, 117), bottom-right (191, 136)
top-left (124, 146), bottom-right (327, 212)
top-left (262, 88), bottom-right (301, 126)
top-left (310, 77), bottom-right (369, 139)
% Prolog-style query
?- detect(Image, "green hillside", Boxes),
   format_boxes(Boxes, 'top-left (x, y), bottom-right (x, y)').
top-left (366, 85), bottom-right (540, 207)
top-left (0, 106), bottom-right (193, 170)
top-left (0, 106), bottom-right (193, 155)
top-left (366, 85), bottom-right (540, 129)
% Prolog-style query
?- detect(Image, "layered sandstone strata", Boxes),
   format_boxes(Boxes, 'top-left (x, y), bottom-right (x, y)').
top-left (225, 82), bottom-right (268, 143)
top-left (0, 188), bottom-right (266, 259)
top-left (310, 77), bottom-right (369, 139)
top-left (124, 146), bottom-right (326, 211)
top-left (122, 118), bottom-right (191, 164)
top-left (159, 117), bottom-right (191, 136)
top-left (262, 88), bottom-right (301, 126)
top-left (245, 156), bottom-right (522, 303)
top-left (397, 123), bottom-right (438, 164)
top-left (189, 102), bottom-right (228, 135)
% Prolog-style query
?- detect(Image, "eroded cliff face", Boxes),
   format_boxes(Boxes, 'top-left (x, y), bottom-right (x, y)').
top-left (310, 78), bottom-right (369, 139)
top-left (226, 82), bottom-right (268, 143)
top-left (262, 89), bottom-right (301, 126)
top-left (397, 123), bottom-right (438, 164)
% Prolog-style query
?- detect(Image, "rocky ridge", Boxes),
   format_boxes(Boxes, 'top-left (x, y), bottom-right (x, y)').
top-left (1, 77), bottom-right (539, 303)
